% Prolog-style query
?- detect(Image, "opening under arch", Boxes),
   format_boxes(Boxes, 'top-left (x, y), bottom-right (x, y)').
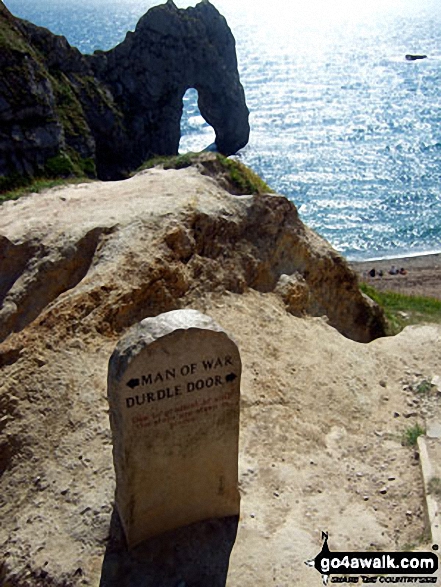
top-left (179, 88), bottom-right (216, 154)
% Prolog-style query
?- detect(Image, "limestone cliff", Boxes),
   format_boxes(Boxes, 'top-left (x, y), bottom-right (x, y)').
top-left (1, 158), bottom-right (440, 587)
top-left (0, 154), bottom-right (384, 347)
top-left (0, 1), bottom-right (249, 188)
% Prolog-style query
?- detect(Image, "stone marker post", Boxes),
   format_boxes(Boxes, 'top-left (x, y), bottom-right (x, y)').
top-left (107, 309), bottom-right (241, 548)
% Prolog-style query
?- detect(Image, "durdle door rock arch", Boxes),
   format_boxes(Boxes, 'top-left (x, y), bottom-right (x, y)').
top-left (0, 0), bottom-right (249, 184)
top-left (93, 0), bottom-right (250, 179)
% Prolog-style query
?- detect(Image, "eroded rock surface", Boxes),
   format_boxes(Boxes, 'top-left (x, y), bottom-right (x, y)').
top-left (0, 155), bottom-right (385, 345)
top-left (2, 159), bottom-right (440, 587)
top-left (0, 0), bottom-right (249, 184)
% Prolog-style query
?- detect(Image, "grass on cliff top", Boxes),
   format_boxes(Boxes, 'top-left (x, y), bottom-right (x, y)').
top-left (0, 153), bottom-right (95, 203)
top-left (360, 283), bottom-right (441, 335)
top-left (0, 177), bottom-right (91, 204)
top-left (0, 7), bottom-right (31, 53)
top-left (139, 152), bottom-right (274, 195)
top-left (140, 152), bottom-right (202, 171)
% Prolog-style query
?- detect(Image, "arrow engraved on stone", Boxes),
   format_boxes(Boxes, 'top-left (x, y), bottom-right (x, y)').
top-left (225, 373), bottom-right (237, 383)
top-left (126, 378), bottom-right (140, 389)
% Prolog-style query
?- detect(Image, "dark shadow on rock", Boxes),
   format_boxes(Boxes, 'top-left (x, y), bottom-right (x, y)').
top-left (99, 508), bottom-right (239, 587)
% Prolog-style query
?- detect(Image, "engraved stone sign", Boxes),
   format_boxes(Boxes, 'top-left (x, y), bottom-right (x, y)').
top-left (107, 309), bottom-right (241, 547)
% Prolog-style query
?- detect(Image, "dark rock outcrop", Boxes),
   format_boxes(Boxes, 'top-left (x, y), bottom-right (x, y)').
top-left (0, 0), bottom-right (249, 186)
top-left (405, 54), bottom-right (427, 61)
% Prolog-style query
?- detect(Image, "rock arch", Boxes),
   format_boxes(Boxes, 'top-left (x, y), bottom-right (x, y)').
top-left (92, 0), bottom-right (250, 178)
top-left (0, 1), bottom-right (249, 183)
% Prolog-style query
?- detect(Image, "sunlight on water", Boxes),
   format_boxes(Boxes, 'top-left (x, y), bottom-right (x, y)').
top-left (3, 0), bottom-right (441, 259)
top-left (179, 89), bottom-right (215, 153)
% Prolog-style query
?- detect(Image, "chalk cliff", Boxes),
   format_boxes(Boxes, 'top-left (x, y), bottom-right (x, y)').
top-left (0, 0), bottom-right (249, 187)
top-left (1, 157), bottom-right (439, 586)
top-left (0, 154), bottom-right (384, 346)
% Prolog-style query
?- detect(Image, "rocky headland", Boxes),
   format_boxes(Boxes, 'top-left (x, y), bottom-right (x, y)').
top-left (1, 156), bottom-right (440, 585)
top-left (0, 0), bottom-right (249, 188)
top-left (1, 2), bottom-right (441, 585)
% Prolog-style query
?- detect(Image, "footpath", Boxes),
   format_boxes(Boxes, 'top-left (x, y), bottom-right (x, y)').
top-left (418, 430), bottom-right (441, 546)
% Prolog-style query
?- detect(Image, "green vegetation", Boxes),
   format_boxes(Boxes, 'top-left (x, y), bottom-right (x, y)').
top-left (0, 10), bottom-right (99, 202)
top-left (138, 152), bottom-right (274, 195)
top-left (49, 72), bottom-right (92, 143)
top-left (0, 8), bottom-right (32, 53)
top-left (415, 379), bottom-right (436, 395)
top-left (402, 423), bottom-right (426, 447)
top-left (400, 530), bottom-right (431, 552)
top-left (140, 152), bottom-right (201, 171)
top-left (360, 283), bottom-right (441, 335)
top-left (217, 154), bottom-right (274, 195)
top-left (43, 152), bottom-right (96, 179)
top-left (428, 477), bottom-right (441, 498)
top-left (0, 148), bottom-right (96, 203)
top-left (0, 171), bottom-right (29, 196)
top-left (78, 157), bottom-right (96, 177)
top-left (0, 176), bottom-right (92, 204)
top-left (44, 153), bottom-right (76, 177)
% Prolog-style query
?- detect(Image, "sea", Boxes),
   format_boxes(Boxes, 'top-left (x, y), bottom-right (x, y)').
top-left (4, 0), bottom-right (441, 261)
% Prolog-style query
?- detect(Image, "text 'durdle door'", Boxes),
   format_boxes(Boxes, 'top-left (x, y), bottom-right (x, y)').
top-left (107, 309), bottom-right (241, 548)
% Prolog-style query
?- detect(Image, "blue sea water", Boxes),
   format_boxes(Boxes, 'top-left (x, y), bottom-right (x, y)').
top-left (4, 0), bottom-right (441, 260)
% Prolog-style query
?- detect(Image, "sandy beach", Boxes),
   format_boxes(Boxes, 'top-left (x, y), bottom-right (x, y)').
top-left (350, 252), bottom-right (441, 299)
